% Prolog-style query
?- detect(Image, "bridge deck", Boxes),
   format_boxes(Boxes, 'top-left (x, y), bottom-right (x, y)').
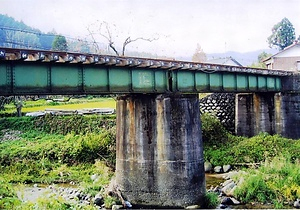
top-left (0, 48), bottom-right (291, 96)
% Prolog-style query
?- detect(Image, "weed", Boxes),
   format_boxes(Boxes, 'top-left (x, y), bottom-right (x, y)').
top-left (202, 192), bottom-right (219, 209)
top-left (104, 195), bottom-right (119, 209)
top-left (233, 156), bottom-right (300, 207)
top-left (0, 178), bottom-right (21, 209)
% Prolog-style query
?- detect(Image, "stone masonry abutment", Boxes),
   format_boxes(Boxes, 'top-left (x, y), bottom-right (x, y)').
top-left (115, 93), bottom-right (205, 208)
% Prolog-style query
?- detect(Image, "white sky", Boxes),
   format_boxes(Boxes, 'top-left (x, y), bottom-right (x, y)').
top-left (0, 0), bottom-right (299, 58)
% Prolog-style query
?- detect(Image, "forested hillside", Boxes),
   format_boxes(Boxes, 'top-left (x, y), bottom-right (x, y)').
top-left (0, 14), bottom-right (56, 50)
top-left (0, 14), bottom-right (92, 52)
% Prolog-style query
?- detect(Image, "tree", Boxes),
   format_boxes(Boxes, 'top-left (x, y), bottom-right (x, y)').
top-left (249, 51), bottom-right (272, 68)
top-left (68, 39), bottom-right (91, 53)
top-left (39, 31), bottom-right (56, 50)
top-left (267, 17), bottom-right (296, 50)
top-left (192, 44), bottom-right (207, 62)
top-left (52, 35), bottom-right (68, 51)
top-left (87, 21), bottom-right (158, 56)
top-left (0, 28), bottom-right (5, 47)
top-left (0, 96), bottom-right (23, 117)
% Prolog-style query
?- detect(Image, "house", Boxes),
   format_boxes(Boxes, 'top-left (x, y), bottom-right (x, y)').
top-left (206, 57), bottom-right (243, 67)
top-left (263, 42), bottom-right (300, 71)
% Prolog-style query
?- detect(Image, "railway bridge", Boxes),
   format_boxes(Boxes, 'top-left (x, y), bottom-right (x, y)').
top-left (1, 47), bottom-right (299, 207)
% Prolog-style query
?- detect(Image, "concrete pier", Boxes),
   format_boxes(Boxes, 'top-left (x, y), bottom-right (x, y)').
top-left (235, 93), bottom-right (275, 137)
top-left (275, 92), bottom-right (300, 139)
top-left (115, 94), bottom-right (205, 208)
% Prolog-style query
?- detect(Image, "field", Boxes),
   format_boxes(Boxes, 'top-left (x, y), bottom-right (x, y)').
top-left (1, 97), bottom-right (116, 114)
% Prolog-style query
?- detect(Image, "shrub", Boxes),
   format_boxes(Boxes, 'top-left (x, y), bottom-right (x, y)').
top-left (0, 178), bottom-right (21, 209)
top-left (0, 117), bottom-right (35, 131)
top-left (201, 113), bottom-right (229, 144)
top-left (34, 114), bottom-right (116, 135)
top-left (230, 133), bottom-right (300, 163)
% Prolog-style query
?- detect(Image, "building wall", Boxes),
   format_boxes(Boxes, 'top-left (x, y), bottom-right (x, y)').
top-left (273, 56), bottom-right (300, 71)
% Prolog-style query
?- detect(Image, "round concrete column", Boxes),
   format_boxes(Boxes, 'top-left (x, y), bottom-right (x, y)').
top-left (115, 93), bottom-right (205, 208)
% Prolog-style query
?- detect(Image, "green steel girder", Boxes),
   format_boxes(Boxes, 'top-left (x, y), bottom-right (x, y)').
top-left (0, 60), bottom-right (283, 96)
top-left (0, 61), bottom-right (169, 95)
top-left (171, 70), bottom-right (281, 93)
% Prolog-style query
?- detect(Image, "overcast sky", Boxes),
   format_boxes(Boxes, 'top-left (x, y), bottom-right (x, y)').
top-left (0, 0), bottom-right (299, 58)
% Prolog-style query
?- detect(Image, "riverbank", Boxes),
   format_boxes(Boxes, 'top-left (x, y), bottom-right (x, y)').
top-left (0, 115), bottom-right (299, 209)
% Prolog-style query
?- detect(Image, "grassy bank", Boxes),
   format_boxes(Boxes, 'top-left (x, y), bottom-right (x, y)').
top-left (0, 112), bottom-right (300, 209)
top-left (202, 113), bottom-right (300, 208)
top-left (233, 156), bottom-right (300, 208)
top-left (0, 115), bottom-right (116, 209)
top-left (202, 113), bottom-right (300, 166)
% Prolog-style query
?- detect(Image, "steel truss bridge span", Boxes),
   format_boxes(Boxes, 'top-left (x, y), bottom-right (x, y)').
top-left (0, 47), bottom-right (291, 96)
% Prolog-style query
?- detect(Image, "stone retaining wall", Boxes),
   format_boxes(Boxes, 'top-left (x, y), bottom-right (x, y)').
top-left (200, 93), bottom-right (235, 132)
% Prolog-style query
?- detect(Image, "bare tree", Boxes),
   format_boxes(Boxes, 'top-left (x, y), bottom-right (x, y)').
top-left (87, 21), bottom-right (158, 56)
top-left (192, 44), bottom-right (207, 62)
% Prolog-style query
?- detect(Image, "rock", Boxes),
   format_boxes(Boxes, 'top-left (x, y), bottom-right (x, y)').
top-left (214, 166), bottom-right (223, 173)
top-left (91, 174), bottom-right (98, 181)
top-left (75, 192), bottom-right (83, 200)
top-left (223, 165), bottom-right (231, 173)
top-left (204, 161), bottom-right (213, 172)
top-left (218, 204), bottom-right (228, 209)
top-left (213, 186), bottom-right (220, 193)
top-left (294, 198), bottom-right (300, 208)
top-left (112, 204), bottom-right (123, 210)
top-left (94, 193), bottom-right (103, 199)
top-left (228, 186), bottom-right (237, 197)
top-left (221, 197), bottom-right (234, 205)
top-left (222, 179), bottom-right (233, 187)
top-left (94, 197), bottom-right (104, 206)
top-left (221, 181), bottom-right (236, 196)
top-left (124, 200), bottom-right (132, 208)
top-left (85, 194), bottom-right (91, 201)
top-left (230, 197), bottom-right (240, 205)
top-left (185, 204), bottom-right (200, 209)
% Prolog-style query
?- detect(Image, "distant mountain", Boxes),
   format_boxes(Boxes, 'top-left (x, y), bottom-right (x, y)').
top-left (0, 14), bottom-right (56, 50)
top-left (207, 49), bottom-right (278, 66)
top-left (176, 48), bottom-right (278, 67)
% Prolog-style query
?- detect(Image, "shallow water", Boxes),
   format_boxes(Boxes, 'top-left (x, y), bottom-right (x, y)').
top-left (205, 173), bottom-right (225, 188)
top-left (15, 183), bottom-right (77, 202)
top-left (16, 177), bottom-right (293, 209)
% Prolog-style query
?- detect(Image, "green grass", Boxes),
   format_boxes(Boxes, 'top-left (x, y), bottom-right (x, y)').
top-left (0, 116), bottom-right (116, 209)
top-left (1, 107), bottom-right (300, 209)
top-left (201, 113), bottom-right (300, 208)
top-left (202, 113), bottom-right (300, 166)
top-left (1, 97), bottom-right (116, 114)
top-left (0, 178), bottom-right (21, 209)
top-left (203, 192), bottom-right (219, 208)
top-left (233, 156), bottom-right (300, 208)
top-left (204, 132), bottom-right (300, 166)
